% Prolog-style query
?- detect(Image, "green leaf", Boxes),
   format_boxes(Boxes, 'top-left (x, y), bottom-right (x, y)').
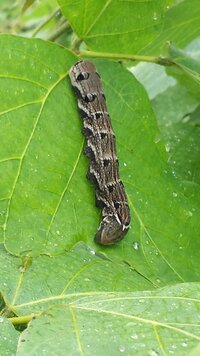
top-left (1, 3), bottom-right (200, 354)
top-left (131, 61), bottom-right (176, 100)
top-left (21, 0), bottom-right (36, 14)
top-left (0, 34), bottom-right (199, 287)
top-left (0, 317), bottom-right (19, 355)
top-left (131, 53), bottom-right (200, 187)
top-left (167, 43), bottom-right (200, 99)
top-left (1, 245), bottom-right (200, 355)
top-left (14, 282), bottom-right (200, 355)
top-left (142, 0), bottom-right (200, 55)
top-left (152, 83), bottom-right (200, 186)
top-left (189, 343), bottom-right (200, 356)
top-left (0, 244), bottom-right (154, 316)
top-left (58, 0), bottom-right (171, 54)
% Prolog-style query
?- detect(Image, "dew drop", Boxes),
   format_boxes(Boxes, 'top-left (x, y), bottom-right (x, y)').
top-left (0, 317), bottom-right (4, 323)
top-left (165, 143), bottom-right (170, 152)
top-left (181, 342), bottom-right (187, 347)
top-left (131, 333), bottom-right (138, 339)
top-left (152, 12), bottom-right (158, 21)
top-left (182, 115), bottom-right (190, 123)
top-left (186, 210), bottom-right (193, 217)
top-left (148, 349), bottom-right (159, 356)
top-left (119, 345), bottom-right (125, 353)
top-left (19, 266), bottom-right (25, 273)
top-left (84, 278), bottom-right (90, 282)
top-left (154, 134), bottom-right (161, 143)
top-left (133, 241), bottom-right (139, 251)
top-left (172, 192), bottom-right (178, 197)
top-left (124, 162), bottom-right (127, 167)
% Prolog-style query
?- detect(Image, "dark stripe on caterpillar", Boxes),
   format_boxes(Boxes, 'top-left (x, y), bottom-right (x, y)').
top-left (69, 60), bottom-right (130, 245)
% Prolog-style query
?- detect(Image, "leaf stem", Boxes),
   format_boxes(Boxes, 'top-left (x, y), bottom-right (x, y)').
top-left (79, 50), bottom-right (174, 66)
top-left (32, 7), bottom-right (60, 37)
top-left (71, 35), bottom-right (83, 52)
top-left (47, 22), bottom-right (71, 42)
top-left (9, 313), bottom-right (39, 325)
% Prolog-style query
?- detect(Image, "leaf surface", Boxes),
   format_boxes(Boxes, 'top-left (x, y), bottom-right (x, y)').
top-left (167, 43), bottom-right (200, 99)
top-left (0, 29), bottom-right (200, 356)
top-left (0, 317), bottom-right (19, 355)
top-left (0, 35), bottom-right (199, 287)
top-left (153, 83), bottom-right (200, 187)
top-left (14, 281), bottom-right (200, 356)
top-left (1, 245), bottom-right (200, 355)
top-left (58, 0), bottom-right (171, 54)
top-left (141, 0), bottom-right (200, 55)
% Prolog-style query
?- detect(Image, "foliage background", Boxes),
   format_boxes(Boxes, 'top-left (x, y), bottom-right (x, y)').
top-left (0, 0), bottom-right (200, 355)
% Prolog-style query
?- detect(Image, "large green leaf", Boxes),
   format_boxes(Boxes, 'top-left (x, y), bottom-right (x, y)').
top-left (57, 0), bottom-right (172, 54)
top-left (0, 243), bottom-right (153, 316)
top-left (57, 0), bottom-right (200, 56)
top-left (0, 23), bottom-right (200, 356)
top-left (15, 291), bottom-right (200, 356)
top-left (167, 43), bottom-right (200, 99)
top-left (0, 34), bottom-right (199, 287)
top-left (0, 317), bottom-right (19, 355)
top-left (153, 83), bottom-right (200, 187)
top-left (1, 245), bottom-right (200, 355)
top-left (141, 0), bottom-right (200, 55)
top-left (12, 281), bottom-right (200, 355)
top-left (131, 46), bottom-right (200, 187)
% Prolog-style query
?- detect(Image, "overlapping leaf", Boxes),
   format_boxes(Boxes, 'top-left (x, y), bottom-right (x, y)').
top-left (1, 245), bottom-right (200, 355)
top-left (16, 288), bottom-right (200, 356)
top-left (0, 317), bottom-right (19, 355)
top-left (57, 0), bottom-right (172, 54)
top-left (167, 43), bottom-right (200, 99)
top-left (142, 0), bottom-right (200, 55)
top-left (153, 83), bottom-right (200, 187)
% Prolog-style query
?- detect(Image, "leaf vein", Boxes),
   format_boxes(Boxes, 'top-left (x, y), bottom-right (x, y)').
top-left (4, 72), bottom-right (68, 243)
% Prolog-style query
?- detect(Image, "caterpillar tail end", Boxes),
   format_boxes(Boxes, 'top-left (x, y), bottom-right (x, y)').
top-left (94, 215), bottom-right (129, 245)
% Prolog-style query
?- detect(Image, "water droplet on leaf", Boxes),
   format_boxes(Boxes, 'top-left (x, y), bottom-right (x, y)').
top-left (148, 349), bottom-right (159, 356)
top-left (119, 345), bottom-right (125, 353)
top-left (152, 12), bottom-right (158, 21)
top-left (131, 333), bottom-right (138, 339)
top-left (133, 241), bottom-right (139, 251)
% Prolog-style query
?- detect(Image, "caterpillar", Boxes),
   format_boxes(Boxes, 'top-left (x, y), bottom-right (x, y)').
top-left (69, 60), bottom-right (130, 245)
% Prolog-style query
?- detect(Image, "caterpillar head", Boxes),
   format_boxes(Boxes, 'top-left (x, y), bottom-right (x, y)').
top-left (94, 214), bottom-right (129, 245)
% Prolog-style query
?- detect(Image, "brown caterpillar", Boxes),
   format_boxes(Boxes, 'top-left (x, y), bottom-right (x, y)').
top-left (69, 61), bottom-right (130, 245)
